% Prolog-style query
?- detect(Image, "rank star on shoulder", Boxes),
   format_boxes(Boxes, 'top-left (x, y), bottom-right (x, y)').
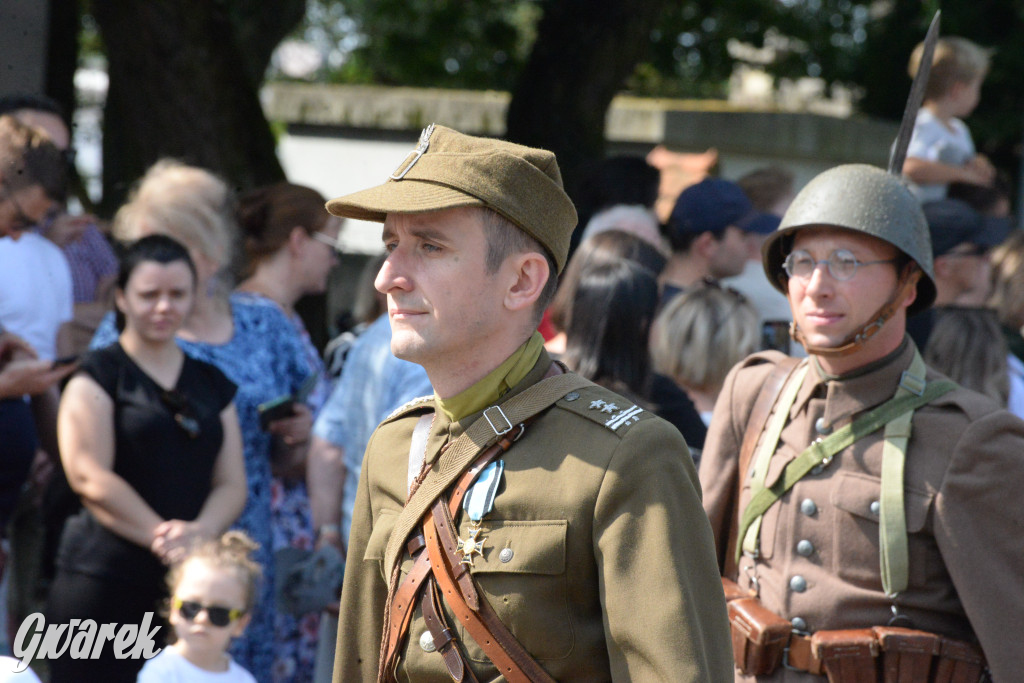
top-left (589, 399), bottom-right (606, 410)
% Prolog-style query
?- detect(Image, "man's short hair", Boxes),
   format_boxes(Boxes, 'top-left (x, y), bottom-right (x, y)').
top-left (909, 36), bottom-right (991, 101)
top-left (0, 115), bottom-right (66, 201)
top-left (477, 207), bottom-right (558, 319)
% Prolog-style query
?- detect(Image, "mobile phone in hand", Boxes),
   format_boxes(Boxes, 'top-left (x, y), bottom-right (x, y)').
top-left (257, 395), bottom-right (297, 431)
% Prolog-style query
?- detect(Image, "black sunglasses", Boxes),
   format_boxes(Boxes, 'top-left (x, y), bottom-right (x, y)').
top-left (173, 597), bottom-right (245, 627)
top-left (159, 389), bottom-right (201, 439)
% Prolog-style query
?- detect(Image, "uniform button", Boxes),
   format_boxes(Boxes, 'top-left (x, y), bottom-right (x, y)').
top-left (870, 500), bottom-right (880, 516)
top-left (564, 391), bottom-right (580, 401)
top-left (499, 547), bottom-right (514, 563)
top-left (800, 499), bottom-right (818, 516)
top-left (796, 540), bottom-right (814, 557)
top-left (791, 617), bottom-right (808, 632)
top-left (790, 575), bottom-right (808, 593)
top-left (814, 417), bottom-right (832, 435)
top-left (419, 631), bottom-right (436, 652)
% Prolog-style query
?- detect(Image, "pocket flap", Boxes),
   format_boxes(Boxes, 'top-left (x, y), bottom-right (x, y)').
top-left (469, 520), bottom-right (567, 575)
top-left (831, 471), bottom-right (932, 532)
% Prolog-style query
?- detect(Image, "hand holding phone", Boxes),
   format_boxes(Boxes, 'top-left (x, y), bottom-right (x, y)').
top-left (257, 395), bottom-right (297, 431)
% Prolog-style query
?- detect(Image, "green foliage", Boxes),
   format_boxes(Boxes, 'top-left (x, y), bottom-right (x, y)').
top-left (304, 0), bottom-right (541, 89)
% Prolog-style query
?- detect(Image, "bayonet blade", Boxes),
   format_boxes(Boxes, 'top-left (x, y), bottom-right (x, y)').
top-left (889, 11), bottom-right (941, 175)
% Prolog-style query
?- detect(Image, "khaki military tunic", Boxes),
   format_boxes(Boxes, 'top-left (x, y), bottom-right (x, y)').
top-left (335, 351), bottom-right (733, 682)
top-left (700, 340), bottom-right (1024, 682)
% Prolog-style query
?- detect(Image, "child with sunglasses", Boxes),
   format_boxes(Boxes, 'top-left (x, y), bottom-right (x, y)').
top-left (138, 531), bottom-right (261, 682)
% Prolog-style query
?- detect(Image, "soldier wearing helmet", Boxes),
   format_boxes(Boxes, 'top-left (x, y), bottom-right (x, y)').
top-left (699, 163), bottom-right (1024, 682)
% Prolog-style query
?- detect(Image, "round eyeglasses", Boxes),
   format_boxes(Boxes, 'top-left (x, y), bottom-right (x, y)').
top-left (783, 248), bottom-right (896, 282)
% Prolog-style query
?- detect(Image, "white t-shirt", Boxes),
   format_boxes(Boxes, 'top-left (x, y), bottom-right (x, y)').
top-left (0, 232), bottom-right (73, 360)
top-left (136, 648), bottom-right (257, 683)
top-left (0, 657), bottom-right (42, 682)
top-left (906, 107), bottom-right (977, 203)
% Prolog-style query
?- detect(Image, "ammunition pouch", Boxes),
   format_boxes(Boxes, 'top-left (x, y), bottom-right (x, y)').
top-left (722, 587), bottom-right (987, 683)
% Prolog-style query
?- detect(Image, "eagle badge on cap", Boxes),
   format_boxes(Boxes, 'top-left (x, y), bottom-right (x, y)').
top-left (390, 123), bottom-right (436, 180)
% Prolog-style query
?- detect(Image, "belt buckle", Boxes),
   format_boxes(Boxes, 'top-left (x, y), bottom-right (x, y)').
top-left (483, 405), bottom-right (513, 436)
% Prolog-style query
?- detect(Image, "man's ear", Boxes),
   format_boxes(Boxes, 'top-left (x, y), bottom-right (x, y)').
top-left (693, 231), bottom-right (717, 259)
top-left (503, 252), bottom-right (549, 313)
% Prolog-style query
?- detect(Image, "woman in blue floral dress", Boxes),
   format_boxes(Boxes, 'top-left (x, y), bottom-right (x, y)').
top-left (92, 161), bottom-right (312, 683)
top-left (235, 182), bottom-right (342, 681)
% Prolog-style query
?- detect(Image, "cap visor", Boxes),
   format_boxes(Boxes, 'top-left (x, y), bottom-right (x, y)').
top-left (326, 180), bottom-right (484, 222)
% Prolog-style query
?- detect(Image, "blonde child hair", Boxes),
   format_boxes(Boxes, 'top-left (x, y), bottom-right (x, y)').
top-left (167, 531), bottom-right (263, 615)
top-left (909, 36), bottom-right (992, 102)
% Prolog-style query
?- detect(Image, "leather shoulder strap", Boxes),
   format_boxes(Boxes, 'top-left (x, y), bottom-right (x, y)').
top-left (383, 368), bottom-right (590, 577)
top-left (723, 356), bottom-right (801, 577)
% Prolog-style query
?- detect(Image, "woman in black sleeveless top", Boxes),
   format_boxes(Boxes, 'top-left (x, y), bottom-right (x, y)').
top-left (46, 235), bottom-right (246, 682)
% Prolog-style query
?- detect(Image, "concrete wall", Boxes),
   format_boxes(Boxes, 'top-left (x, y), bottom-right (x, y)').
top-left (267, 82), bottom-right (901, 336)
top-left (268, 82), bottom-right (900, 200)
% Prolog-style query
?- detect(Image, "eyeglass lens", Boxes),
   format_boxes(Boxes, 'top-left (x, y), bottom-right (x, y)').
top-left (785, 249), bottom-right (867, 282)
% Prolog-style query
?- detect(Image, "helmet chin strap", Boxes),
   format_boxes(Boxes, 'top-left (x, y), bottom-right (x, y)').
top-left (791, 265), bottom-right (922, 358)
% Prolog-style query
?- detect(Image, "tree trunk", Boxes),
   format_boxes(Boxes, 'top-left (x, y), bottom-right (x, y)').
top-left (92, 1), bottom-right (303, 215)
top-left (505, 0), bottom-right (668, 209)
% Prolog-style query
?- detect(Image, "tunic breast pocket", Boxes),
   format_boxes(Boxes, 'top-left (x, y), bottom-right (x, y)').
top-left (830, 471), bottom-right (933, 589)
top-left (364, 508), bottom-right (400, 582)
top-left (459, 519), bottom-right (574, 662)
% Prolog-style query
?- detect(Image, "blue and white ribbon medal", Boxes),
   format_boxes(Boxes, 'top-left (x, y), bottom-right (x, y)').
top-left (457, 459), bottom-right (503, 566)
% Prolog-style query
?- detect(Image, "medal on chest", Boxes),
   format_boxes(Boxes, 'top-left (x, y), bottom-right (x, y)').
top-left (457, 459), bottom-right (503, 566)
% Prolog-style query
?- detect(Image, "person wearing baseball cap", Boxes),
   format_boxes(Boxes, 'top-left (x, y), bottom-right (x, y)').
top-left (907, 198), bottom-right (1012, 348)
top-left (659, 177), bottom-right (764, 306)
top-left (328, 124), bottom-right (731, 683)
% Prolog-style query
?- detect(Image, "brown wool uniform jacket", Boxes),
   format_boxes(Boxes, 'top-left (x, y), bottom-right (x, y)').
top-left (699, 340), bottom-right (1024, 683)
top-left (334, 353), bottom-right (733, 682)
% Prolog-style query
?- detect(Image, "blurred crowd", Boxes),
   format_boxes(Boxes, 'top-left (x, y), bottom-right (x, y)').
top-left (0, 32), bottom-right (1021, 683)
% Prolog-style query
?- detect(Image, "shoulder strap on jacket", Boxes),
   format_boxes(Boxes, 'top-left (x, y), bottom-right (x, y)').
top-left (723, 356), bottom-right (802, 577)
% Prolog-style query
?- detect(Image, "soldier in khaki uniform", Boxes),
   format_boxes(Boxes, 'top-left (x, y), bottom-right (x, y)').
top-left (327, 124), bottom-right (733, 682)
top-left (700, 164), bottom-right (1024, 682)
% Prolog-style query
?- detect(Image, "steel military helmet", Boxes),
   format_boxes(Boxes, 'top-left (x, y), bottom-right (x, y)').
top-left (762, 164), bottom-right (936, 315)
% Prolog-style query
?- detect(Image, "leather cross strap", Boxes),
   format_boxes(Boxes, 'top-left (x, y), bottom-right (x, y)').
top-left (421, 580), bottom-right (478, 682)
top-left (425, 498), bottom-right (557, 683)
top-left (723, 356), bottom-right (801, 578)
top-left (381, 433), bottom-right (520, 679)
top-left (383, 369), bottom-right (589, 575)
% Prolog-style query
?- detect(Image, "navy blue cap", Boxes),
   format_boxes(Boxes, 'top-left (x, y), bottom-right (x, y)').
top-left (744, 212), bottom-right (781, 235)
top-left (922, 199), bottom-right (1012, 257)
top-left (666, 178), bottom-right (758, 241)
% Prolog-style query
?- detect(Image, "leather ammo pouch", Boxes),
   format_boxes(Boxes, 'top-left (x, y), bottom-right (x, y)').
top-left (932, 636), bottom-right (987, 683)
top-left (872, 626), bottom-right (941, 683)
top-left (811, 629), bottom-right (878, 683)
top-left (728, 597), bottom-right (791, 675)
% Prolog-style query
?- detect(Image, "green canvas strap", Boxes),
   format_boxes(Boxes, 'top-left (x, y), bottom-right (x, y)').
top-left (736, 352), bottom-right (956, 565)
top-left (878, 351), bottom-right (928, 597)
top-left (742, 363), bottom-right (810, 556)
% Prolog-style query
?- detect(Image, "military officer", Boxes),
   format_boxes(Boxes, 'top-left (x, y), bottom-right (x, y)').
top-left (327, 124), bottom-right (733, 682)
top-left (700, 164), bottom-right (1024, 682)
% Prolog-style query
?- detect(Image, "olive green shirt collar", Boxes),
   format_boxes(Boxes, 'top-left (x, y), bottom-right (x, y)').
top-left (435, 332), bottom-right (545, 423)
